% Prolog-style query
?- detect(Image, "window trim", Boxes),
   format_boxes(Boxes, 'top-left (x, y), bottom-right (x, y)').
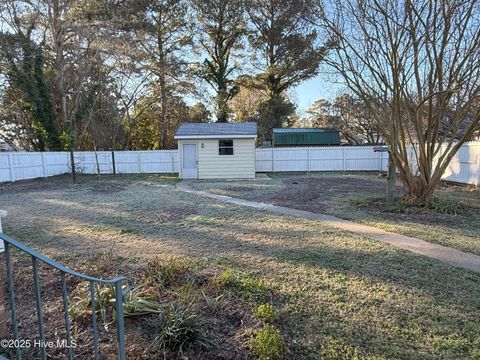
top-left (218, 139), bottom-right (234, 155)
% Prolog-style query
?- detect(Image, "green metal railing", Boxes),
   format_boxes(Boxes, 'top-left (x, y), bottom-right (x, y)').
top-left (0, 233), bottom-right (128, 360)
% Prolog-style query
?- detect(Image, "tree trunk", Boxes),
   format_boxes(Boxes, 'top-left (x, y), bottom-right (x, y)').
top-left (216, 87), bottom-right (229, 123)
top-left (159, 73), bottom-right (168, 149)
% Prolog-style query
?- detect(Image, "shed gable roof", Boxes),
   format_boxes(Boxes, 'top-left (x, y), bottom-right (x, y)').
top-left (175, 122), bottom-right (257, 139)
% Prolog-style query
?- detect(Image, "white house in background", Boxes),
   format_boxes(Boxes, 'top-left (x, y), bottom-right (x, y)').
top-left (174, 122), bottom-right (257, 179)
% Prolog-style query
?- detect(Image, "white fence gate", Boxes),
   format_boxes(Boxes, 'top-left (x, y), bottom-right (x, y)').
top-left (0, 142), bottom-right (479, 186)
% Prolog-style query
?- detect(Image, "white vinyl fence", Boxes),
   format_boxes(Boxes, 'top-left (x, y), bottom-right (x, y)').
top-left (73, 151), bottom-right (178, 174)
top-left (442, 142), bottom-right (480, 185)
top-left (0, 152), bottom-right (70, 182)
top-left (0, 142), bottom-right (479, 186)
top-left (0, 150), bottom-right (178, 182)
top-left (256, 146), bottom-right (390, 172)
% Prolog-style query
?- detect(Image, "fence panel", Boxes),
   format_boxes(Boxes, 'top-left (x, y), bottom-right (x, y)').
top-left (0, 143), bottom-right (478, 185)
top-left (114, 151), bottom-right (141, 174)
top-left (42, 152), bottom-right (70, 177)
top-left (258, 146), bottom-right (390, 173)
top-left (442, 142), bottom-right (480, 186)
top-left (310, 147), bottom-right (344, 171)
top-left (255, 149), bottom-right (273, 172)
top-left (74, 151), bottom-right (112, 174)
top-left (0, 154), bottom-right (11, 182)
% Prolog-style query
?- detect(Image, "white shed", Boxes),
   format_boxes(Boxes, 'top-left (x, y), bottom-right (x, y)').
top-left (174, 122), bottom-right (257, 179)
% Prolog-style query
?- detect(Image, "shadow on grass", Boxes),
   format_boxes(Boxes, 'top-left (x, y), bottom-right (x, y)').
top-left (3, 175), bottom-right (480, 358)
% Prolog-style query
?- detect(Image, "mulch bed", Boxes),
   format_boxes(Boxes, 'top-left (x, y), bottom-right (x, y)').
top-left (0, 256), bottom-right (261, 360)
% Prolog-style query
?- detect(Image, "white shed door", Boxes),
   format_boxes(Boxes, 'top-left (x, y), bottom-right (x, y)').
top-left (182, 144), bottom-right (198, 179)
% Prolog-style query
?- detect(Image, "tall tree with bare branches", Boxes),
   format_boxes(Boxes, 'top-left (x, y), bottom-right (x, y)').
top-left (319, 0), bottom-right (480, 203)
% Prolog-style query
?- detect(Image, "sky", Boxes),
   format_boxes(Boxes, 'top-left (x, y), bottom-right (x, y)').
top-left (292, 72), bottom-right (346, 116)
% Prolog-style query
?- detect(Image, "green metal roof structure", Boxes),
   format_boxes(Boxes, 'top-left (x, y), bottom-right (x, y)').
top-left (273, 128), bottom-right (340, 146)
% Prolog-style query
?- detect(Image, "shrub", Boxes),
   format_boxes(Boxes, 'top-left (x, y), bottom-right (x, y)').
top-left (253, 304), bottom-right (278, 323)
top-left (153, 302), bottom-right (212, 355)
top-left (251, 325), bottom-right (285, 360)
top-left (213, 268), bottom-right (268, 302)
top-left (381, 196), bottom-right (466, 215)
top-left (426, 197), bottom-right (465, 215)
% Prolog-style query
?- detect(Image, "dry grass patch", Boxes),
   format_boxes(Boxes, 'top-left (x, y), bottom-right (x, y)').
top-left (0, 174), bottom-right (479, 359)
top-left (190, 172), bottom-right (480, 256)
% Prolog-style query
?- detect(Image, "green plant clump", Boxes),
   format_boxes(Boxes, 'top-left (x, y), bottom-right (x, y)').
top-left (351, 197), bottom-right (370, 207)
top-left (68, 283), bottom-right (162, 323)
top-left (426, 197), bottom-right (465, 215)
top-left (143, 257), bottom-right (199, 288)
top-left (253, 304), bottom-right (278, 323)
top-left (251, 325), bottom-right (285, 360)
top-left (153, 302), bottom-right (212, 355)
top-left (213, 268), bottom-right (269, 302)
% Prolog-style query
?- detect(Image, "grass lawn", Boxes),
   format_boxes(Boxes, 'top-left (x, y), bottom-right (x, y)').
top-left (1, 174), bottom-right (479, 359)
top-left (189, 172), bottom-right (480, 256)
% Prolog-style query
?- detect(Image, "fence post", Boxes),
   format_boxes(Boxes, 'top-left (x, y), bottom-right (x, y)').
top-left (271, 148), bottom-right (275, 173)
top-left (111, 151), bottom-right (116, 175)
top-left (0, 210), bottom-right (7, 338)
top-left (138, 152), bottom-right (142, 173)
top-left (41, 152), bottom-right (47, 178)
top-left (476, 155), bottom-right (480, 187)
top-left (70, 150), bottom-right (76, 183)
top-left (307, 148), bottom-right (311, 172)
top-left (343, 147), bottom-right (346, 171)
top-left (7, 153), bottom-right (14, 182)
top-left (171, 151), bottom-right (175, 174)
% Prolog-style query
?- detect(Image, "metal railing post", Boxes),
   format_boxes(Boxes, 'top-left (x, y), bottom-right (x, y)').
top-left (0, 210), bottom-right (8, 339)
top-left (0, 231), bottom-right (128, 360)
top-left (115, 280), bottom-right (126, 360)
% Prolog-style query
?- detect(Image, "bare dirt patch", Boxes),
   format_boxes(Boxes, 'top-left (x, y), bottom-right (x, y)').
top-left (261, 175), bottom-right (390, 213)
top-left (3, 256), bottom-right (267, 360)
top-left (190, 172), bottom-right (480, 255)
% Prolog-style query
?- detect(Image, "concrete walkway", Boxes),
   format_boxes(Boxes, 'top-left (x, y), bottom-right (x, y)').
top-left (177, 181), bottom-right (480, 273)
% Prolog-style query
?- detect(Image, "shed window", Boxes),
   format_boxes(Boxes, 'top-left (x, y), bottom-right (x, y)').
top-left (219, 139), bottom-right (234, 155)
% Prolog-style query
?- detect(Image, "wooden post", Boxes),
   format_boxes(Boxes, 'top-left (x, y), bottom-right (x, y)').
top-left (70, 149), bottom-right (76, 183)
top-left (0, 210), bottom-right (8, 338)
top-left (111, 151), bottom-right (116, 175)
top-left (387, 152), bottom-right (396, 201)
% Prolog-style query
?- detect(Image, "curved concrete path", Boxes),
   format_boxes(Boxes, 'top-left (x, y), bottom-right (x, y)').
top-left (177, 181), bottom-right (480, 273)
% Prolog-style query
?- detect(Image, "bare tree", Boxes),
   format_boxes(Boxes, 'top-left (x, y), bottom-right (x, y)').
top-left (319, 0), bottom-right (480, 203)
top-left (307, 94), bottom-right (382, 145)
